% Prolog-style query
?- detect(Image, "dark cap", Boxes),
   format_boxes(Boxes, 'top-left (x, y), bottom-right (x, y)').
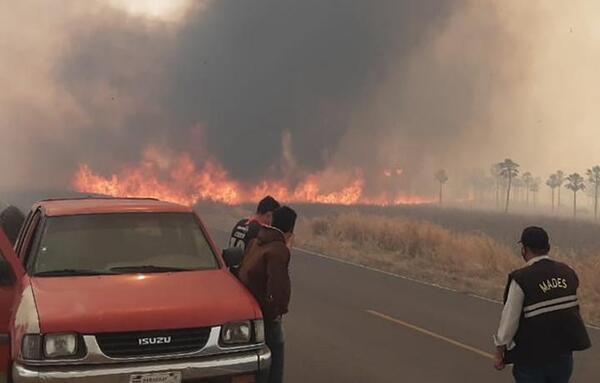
top-left (272, 206), bottom-right (297, 234)
top-left (519, 226), bottom-right (550, 252)
top-left (256, 196), bottom-right (281, 215)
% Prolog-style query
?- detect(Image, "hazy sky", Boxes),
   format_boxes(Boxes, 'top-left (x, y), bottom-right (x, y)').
top-left (2, 0), bottom-right (600, 196)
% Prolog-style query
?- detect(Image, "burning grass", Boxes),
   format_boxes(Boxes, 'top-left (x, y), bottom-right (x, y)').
top-left (296, 213), bottom-right (600, 325)
top-left (72, 149), bottom-right (435, 207)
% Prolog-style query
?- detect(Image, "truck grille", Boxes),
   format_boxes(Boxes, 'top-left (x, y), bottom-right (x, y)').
top-left (95, 327), bottom-right (212, 358)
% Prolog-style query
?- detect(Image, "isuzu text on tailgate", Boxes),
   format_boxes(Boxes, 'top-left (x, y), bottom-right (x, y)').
top-left (0, 198), bottom-right (270, 383)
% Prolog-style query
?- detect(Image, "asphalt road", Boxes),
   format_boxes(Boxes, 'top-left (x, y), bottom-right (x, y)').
top-left (211, 229), bottom-right (600, 383)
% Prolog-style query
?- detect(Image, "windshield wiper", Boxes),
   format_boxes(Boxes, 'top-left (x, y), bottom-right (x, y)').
top-left (34, 268), bottom-right (118, 277)
top-left (109, 265), bottom-right (194, 274)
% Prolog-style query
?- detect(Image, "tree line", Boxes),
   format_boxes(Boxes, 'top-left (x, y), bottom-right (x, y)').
top-left (434, 161), bottom-right (600, 220)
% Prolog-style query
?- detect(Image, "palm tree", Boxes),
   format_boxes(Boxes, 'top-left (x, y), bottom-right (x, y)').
top-left (546, 173), bottom-right (560, 213)
top-left (498, 159), bottom-right (520, 213)
top-left (490, 164), bottom-right (502, 209)
top-left (565, 173), bottom-right (585, 218)
top-left (530, 178), bottom-right (540, 208)
top-left (513, 178), bottom-right (525, 203)
top-left (586, 166), bottom-right (600, 220)
top-left (435, 169), bottom-right (449, 205)
top-left (556, 170), bottom-right (565, 212)
top-left (468, 170), bottom-right (491, 206)
top-left (522, 172), bottom-right (533, 207)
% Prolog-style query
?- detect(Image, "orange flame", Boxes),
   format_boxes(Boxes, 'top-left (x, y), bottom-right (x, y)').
top-left (72, 152), bottom-right (433, 206)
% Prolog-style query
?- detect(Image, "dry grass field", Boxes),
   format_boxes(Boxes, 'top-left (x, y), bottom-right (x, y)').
top-left (293, 203), bottom-right (600, 254)
top-left (296, 212), bottom-right (600, 325)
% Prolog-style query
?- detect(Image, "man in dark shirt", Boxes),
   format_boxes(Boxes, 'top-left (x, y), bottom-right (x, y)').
top-left (229, 196), bottom-right (280, 250)
top-left (239, 206), bottom-right (297, 383)
top-left (493, 227), bottom-right (590, 382)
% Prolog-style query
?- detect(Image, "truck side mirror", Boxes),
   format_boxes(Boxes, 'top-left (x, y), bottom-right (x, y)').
top-left (222, 247), bottom-right (244, 269)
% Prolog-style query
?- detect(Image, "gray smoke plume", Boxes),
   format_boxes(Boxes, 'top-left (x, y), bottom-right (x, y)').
top-left (2, 0), bottom-right (599, 200)
top-left (55, 0), bottom-right (453, 183)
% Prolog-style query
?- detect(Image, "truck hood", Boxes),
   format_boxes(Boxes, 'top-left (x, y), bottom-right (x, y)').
top-left (30, 270), bottom-right (261, 333)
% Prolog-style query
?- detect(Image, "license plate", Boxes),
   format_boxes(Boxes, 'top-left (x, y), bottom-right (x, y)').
top-left (129, 372), bottom-right (182, 383)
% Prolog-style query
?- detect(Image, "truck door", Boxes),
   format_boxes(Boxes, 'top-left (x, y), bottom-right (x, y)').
top-left (0, 228), bottom-right (24, 381)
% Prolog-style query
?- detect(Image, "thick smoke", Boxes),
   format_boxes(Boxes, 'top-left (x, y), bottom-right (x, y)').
top-left (2, 1), bottom-right (600, 201)
top-left (55, 0), bottom-right (453, 184)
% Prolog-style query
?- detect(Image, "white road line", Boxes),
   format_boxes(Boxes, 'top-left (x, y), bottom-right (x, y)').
top-left (367, 309), bottom-right (495, 361)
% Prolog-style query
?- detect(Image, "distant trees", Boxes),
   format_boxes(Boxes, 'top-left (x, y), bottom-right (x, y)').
top-left (530, 178), bottom-right (540, 208)
top-left (435, 169), bottom-right (449, 205)
top-left (490, 164), bottom-right (502, 209)
top-left (556, 170), bottom-right (565, 212)
top-left (586, 166), bottom-right (600, 220)
top-left (565, 173), bottom-right (586, 218)
top-left (447, 161), bottom-right (600, 220)
top-left (498, 159), bottom-right (520, 213)
top-left (469, 169), bottom-right (492, 205)
top-left (522, 172), bottom-right (533, 206)
top-left (513, 178), bottom-right (525, 203)
top-left (546, 174), bottom-right (560, 213)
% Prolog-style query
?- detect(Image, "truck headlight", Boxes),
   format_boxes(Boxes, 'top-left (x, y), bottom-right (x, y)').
top-left (221, 321), bottom-right (252, 345)
top-left (253, 319), bottom-right (265, 343)
top-left (44, 333), bottom-right (78, 358)
top-left (22, 334), bottom-right (43, 360)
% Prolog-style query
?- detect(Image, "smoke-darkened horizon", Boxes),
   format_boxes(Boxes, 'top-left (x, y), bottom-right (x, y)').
top-left (3, 1), bottom-right (600, 206)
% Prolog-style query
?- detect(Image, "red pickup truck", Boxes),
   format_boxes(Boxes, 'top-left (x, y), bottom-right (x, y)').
top-left (0, 198), bottom-right (270, 383)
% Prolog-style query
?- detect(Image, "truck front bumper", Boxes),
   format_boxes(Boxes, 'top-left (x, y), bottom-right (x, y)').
top-left (13, 346), bottom-right (271, 383)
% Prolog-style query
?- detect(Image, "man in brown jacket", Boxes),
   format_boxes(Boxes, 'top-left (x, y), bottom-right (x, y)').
top-left (239, 206), bottom-right (297, 383)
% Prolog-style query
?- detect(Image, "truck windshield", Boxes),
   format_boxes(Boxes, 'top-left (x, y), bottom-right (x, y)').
top-left (30, 213), bottom-right (219, 276)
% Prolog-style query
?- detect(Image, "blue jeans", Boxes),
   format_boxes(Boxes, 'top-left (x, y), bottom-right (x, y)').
top-left (512, 354), bottom-right (573, 383)
top-left (265, 319), bottom-right (285, 383)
